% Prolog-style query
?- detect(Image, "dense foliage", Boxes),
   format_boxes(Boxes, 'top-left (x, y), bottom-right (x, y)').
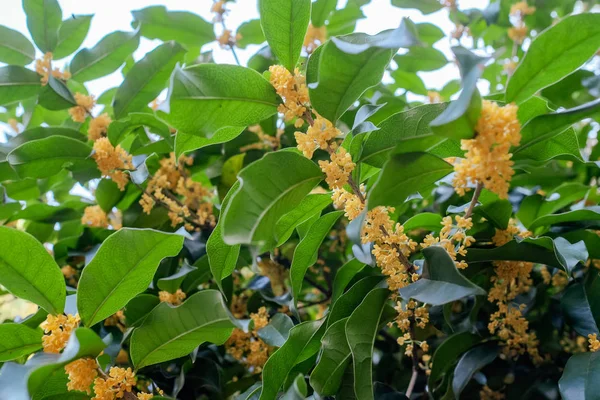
top-left (0, 0), bottom-right (600, 399)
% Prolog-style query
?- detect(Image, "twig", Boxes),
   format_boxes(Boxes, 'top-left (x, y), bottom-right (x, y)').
top-left (405, 318), bottom-right (420, 398)
top-left (464, 181), bottom-right (483, 220)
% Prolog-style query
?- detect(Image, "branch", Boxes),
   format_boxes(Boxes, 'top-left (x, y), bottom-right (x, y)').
top-left (464, 181), bottom-right (483, 220)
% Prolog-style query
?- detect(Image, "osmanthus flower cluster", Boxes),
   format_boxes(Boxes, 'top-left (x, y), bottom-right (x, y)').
top-left (34, 52), bottom-right (71, 85)
top-left (225, 307), bottom-right (272, 373)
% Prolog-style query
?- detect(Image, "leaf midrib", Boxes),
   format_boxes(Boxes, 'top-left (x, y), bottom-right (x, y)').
top-left (72, 32), bottom-right (138, 78)
top-left (0, 257), bottom-right (56, 314)
top-left (176, 96), bottom-right (279, 107)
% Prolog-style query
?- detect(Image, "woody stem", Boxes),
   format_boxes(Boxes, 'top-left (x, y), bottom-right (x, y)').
top-left (464, 181), bottom-right (483, 220)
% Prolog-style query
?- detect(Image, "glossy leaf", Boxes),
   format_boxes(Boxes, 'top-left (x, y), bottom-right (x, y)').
top-left (561, 282), bottom-right (599, 337)
top-left (132, 5), bottom-right (214, 48)
top-left (331, 258), bottom-right (366, 303)
top-left (222, 151), bottom-right (323, 248)
top-left (130, 290), bottom-right (234, 368)
top-left (23, 0), bottom-right (62, 52)
top-left (368, 152), bottom-right (452, 209)
top-left (399, 246), bottom-right (486, 305)
top-left (70, 30), bottom-right (140, 82)
top-left (391, 0), bottom-right (443, 14)
top-left (0, 323), bottom-right (42, 362)
top-left (113, 41), bottom-right (185, 119)
top-left (428, 331), bottom-right (480, 386)
top-left (54, 15), bottom-right (93, 59)
top-left (328, 276), bottom-right (385, 327)
top-left (290, 211), bottom-right (343, 305)
top-left (559, 352), bottom-right (600, 400)
top-left (77, 228), bottom-right (184, 327)
top-left (163, 64), bottom-right (279, 137)
top-left (257, 313), bottom-right (294, 347)
top-left (310, 318), bottom-right (351, 396)
top-left (174, 127), bottom-right (244, 158)
top-left (8, 136), bottom-right (93, 179)
top-left (0, 66), bottom-right (41, 106)
top-left (506, 13), bottom-right (600, 104)
top-left (452, 342), bottom-right (498, 398)
top-left (259, 0), bottom-right (310, 71)
top-left (0, 226), bottom-right (65, 314)
top-left (346, 288), bottom-right (390, 400)
top-left (0, 25), bottom-right (36, 65)
top-left (275, 193), bottom-right (332, 246)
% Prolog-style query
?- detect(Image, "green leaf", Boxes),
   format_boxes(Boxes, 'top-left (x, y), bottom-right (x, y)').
top-left (8, 136), bottom-right (93, 179)
top-left (107, 112), bottom-right (172, 145)
top-left (290, 211), bottom-right (343, 305)
top-left (559, 352), bottom-right (600, 400)
top-left (529, 207), bottom-right (600, 230)
top-left (428, 331), bottom-right (480, 386)
top-left (95, 178), bottom-right (124, 213)
top-left (360, 103), bottom-right (455, 167)
top-left (403, 212), bottom-right (443, 233)
top-left (222, 151), bottom-right (323, 248)
top-left (399, 247), bottom-right (486, 305)
top-left (259, 0), bottom-right (310, 71)
top-left (275, 193), bottom-right (332, 246)
top-left (208, 181), bottom-right (241, 293)
top-left (506, 13), bottom-right (600, 104)
top-left (123, 294), bottom-right (160, 327)
top-left (308, 21), bottom-right (418, 122)
top-left (236, 19), bottom-right (266, 49)
top-left (561, 282), bottom-right (599, 337)
top-left (259, 319), bottom-right (324, 400)
top-left (0, 323), bottom-right (42, 362)
top-left (430, 46), bottom-right (485, 140)
top-left (38, 75), bottom-right (76, 111)
top-left (130, 290), bottom-right (234, 368)
top-left (27, 328), bottom-right (106, 394)
top-left (0, 25), bottom-right (36, 65)
top-left (113, 41), bottom-right (185, 119)
top-left (416, 22), bottom-right (445, 46)
top-left (156, 263), bottom-right (196, 293)
top-left (310, 318), bottom-right (351, 396)
top-left (391, 0), bottom-right (443, 14)
top-left (452, 342), bottom-right (498, 398)
top-left (346, 287), bottom-right (389, 400)
top-left (331, 258), bottom-right (366, 303)
top-left (131, 6), bottom-right (214, 48)
top-left (257, 313), bottom-right (294, 347)
top-left (77, 228), bottom-right (184, 327)
top-left (53, 15), bottom-right (93, 59)
top-left (281, 373), bottom-right (308, 400)
top-left (329, 275), bottom-right (385, 327)
top-left (0, 226), bottom-right (65, 314)
top-left (395, 47), bottom-right (447, 72)
top-left (163, 64), bottom-right (279, 137)
top-left (392, 70), bottom-right (428, 95)
top-left (312, 0), bottom-right (337, 27)
top-left (23, 0), bottom-right (62, 53)
top-left (174, 127), bottom-right (244, 159)
top-left (70, 30), bottom-right (140, 82)
top-left (368, 152), bottom-right (452, 209)
top-left (0, 66), bottom-right (41, 106)
top-left (6, 127), bottom-right (85, 149)
top-left (514, 98), bottom-right (600, 160)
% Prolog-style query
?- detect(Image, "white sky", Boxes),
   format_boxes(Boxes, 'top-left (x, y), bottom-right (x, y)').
top-left (0, 0), bottom-right (489, 98)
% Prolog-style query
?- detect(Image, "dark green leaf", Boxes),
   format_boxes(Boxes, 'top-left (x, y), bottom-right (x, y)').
top-left (157, 263), bottom-right (196, 293)
top-left (403, 213), bottom-right (443, 233)
top-left (506, 13), bottom-right (600, 104)
top-left (163, 64), bottom-right (279, 137)
top-left (275, 193), bottom-right (332, 246)
top-left (78, 228), bottom-right (184, 326)
top-left (130, 290), bottom-right (234, 368)
top-left (346, 288), bottom-right (389, 400)
top-left (368, 152), bottom-right (452, 209)
top-left (559, 352), bottom-right (600, 400)
top-left (38, 75), bottom-right (76, 111)
top-left (0, 66), bottom-right (41, 106)
top-left (257, 313), bottom-right (294, 347)
top-left (452, 342), bottom-right (498, 398)
top-left (290, 211), bottom-right (343, 305)
top-left (222, 151), bottom-right (323, 248)
top-left (312, 0), bottom-right (337, 27)
top-left (95, 179), bottom-right (124, 213)
top-left (329, 276), bottom-right (385, 327)
top-left (429, 331), bottom-right (480, 385)
top-left (0, 226), bottom-right (65, 314)
top-left (113, 41), bottom-right (185, 119)
top-left (174, 127), bottom-right (244, 158)
top-left (399, 247), bottom-right (486, 305)
top-left (259, 0), bottom-right (310, 71)
top-left (281, 373), bottom-right (307, 400)
top-left (123, 294), bottom-right (160, 327)
top-left (561, 283), bottom-right (599, 338)
top-left (0, 25), bottom-right (36, 65)
top-left (259, 319), bottom-right (324, 400)
top-left (310, 318), bottom-right (351, 396)
top-left (331, 258), bottom-right (366, 303)
top-left (23, 0), bottom-right (62, 52)
top-left (8, 136), bottom-right (93, 179)
top-left (54, 15), bottom-right (93, 59)
top-left (70, 30), bottom-right (140, 82)
top-left (131, 6), bottom-right (214, 48)
top-left (529, 207), bottom-right (600, 230)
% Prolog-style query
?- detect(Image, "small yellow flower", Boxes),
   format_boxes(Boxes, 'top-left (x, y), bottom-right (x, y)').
top-left (93, 138), bottom-right (133, 191)
top-left (41, 314), bottom-right (80, 353)
top-left (158, 289), bottom-right (187, 305)
top-left (65, 358), bottom-right (97, 394)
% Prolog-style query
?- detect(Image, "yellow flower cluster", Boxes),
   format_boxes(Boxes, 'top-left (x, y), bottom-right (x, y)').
top-left (452, 100), bottom-right (521, 199)
top-left (92, 367), bottom-right (136, 400)
top-left (69, 93), bottom-right (95, 123)
top-left (332, 187), bottom-right (364, 220)
top-left (294, 115), bottom-right (340, 158)
top-left (421, 215), bottom-right (475, 269)
top-left (41, 314), bottom-right (80, 353)
top-left (139, 153), bottom-right (214, 230)
top-left (35, 52), bottom-right (71, 85)
top-left (363, 207), bottom-right (418, 292)
top-left (487, 221), bottom-right (540, 362)
top-left (217, 29), bottom-right (233, 47)
top-left (137, 393), bottom-right (154, 400)
top-left (589, 333), bottom-right (600, 352)
top-left (158, 289), bottom-right (187, 305)
top-left (480, 385), bottom-right (505, 400)
top-left (258, 259), bottom-right (287, 296)
top-left (81, 205), bottom-right (109, 228)
top-left (104, 310), bottom-right (126, 330)
top-left (65, 358), bottom-right (97, 394)
top-left (269, 65), bottom-right (309, 126)
top-left (510, 1), bottom-right (536, 17)
top-left (395, 300), bottom-right (429, 333)
top-left (225, 307), bottom-right (271, 373)
top-left (508, 2), bottom-right (535, 45)
top-left (240, 125), bottom-right (283, 152)
top-left (93, 138), bottom-right (134, 191)
top-left (560, 334), bottom-right (587, 354)
top-left (319, 147), bottom-right (355, 189)
top-left (211, 0), bottom-right (226, 14)
top-left (508, 26), bottom-right (529, 45)
top-left (62, 265), bottom-right (78, 287)
top-left (88, 113), bottom-right (112, 142)
top-left (303, 24), bottom-right (326, 54)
